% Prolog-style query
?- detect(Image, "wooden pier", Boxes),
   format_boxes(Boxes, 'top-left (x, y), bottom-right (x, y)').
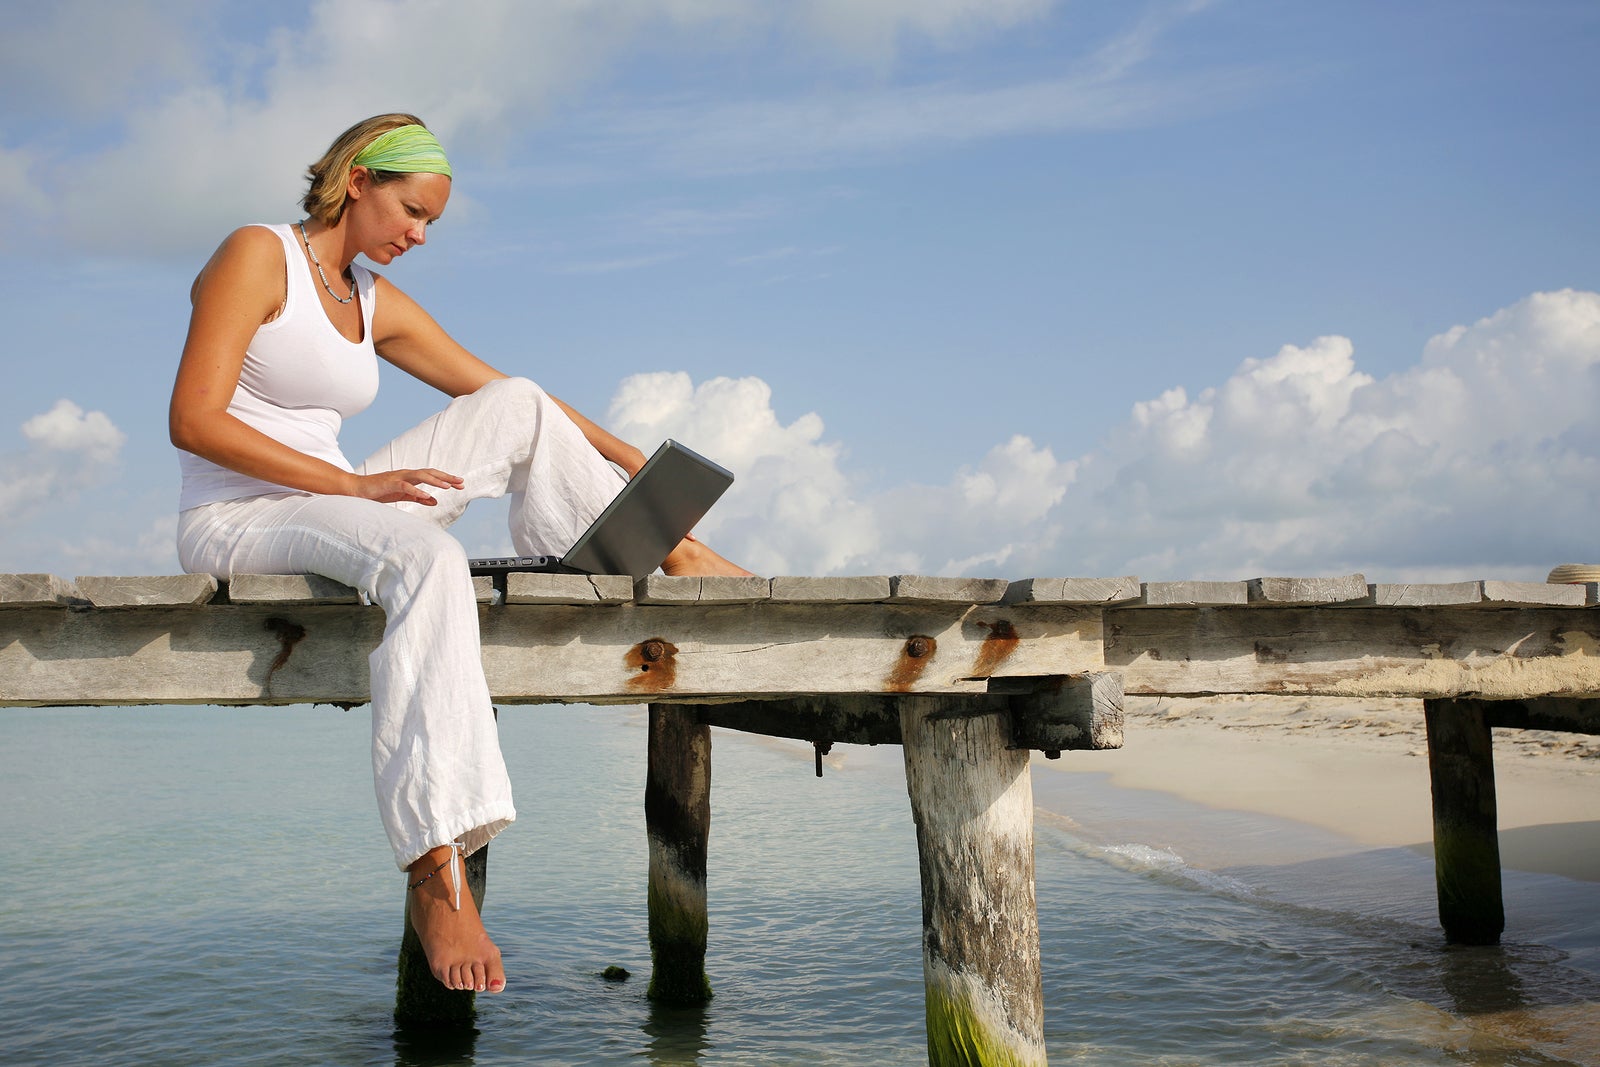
top-left (4, 570), bottom-right (1599, 1065)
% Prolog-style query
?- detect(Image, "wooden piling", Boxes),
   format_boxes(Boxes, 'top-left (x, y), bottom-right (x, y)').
top-left (645, 703), bottom-right (713, 1005)
top-left (395, 845), bottom-right (489, 1027)
top-left (1423, 698), bottom-right (1505, 945)
top-left (900, 696), bottom-right (1047, 1067)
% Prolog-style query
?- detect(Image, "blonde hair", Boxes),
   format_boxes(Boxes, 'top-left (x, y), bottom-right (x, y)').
top-left (301, 113), bottom-right (431, 225)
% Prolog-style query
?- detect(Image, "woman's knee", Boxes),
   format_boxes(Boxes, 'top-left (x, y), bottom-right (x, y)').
top-left (368, 520), bottom-right (469, 595)
top-left (474, 375), bottom-right (549, 414)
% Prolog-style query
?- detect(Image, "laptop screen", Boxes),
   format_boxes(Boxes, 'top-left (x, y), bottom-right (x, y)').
top-left (562, 439), bottom-right (734, 577)
top-left (469, 439), bottom-right (734, 579)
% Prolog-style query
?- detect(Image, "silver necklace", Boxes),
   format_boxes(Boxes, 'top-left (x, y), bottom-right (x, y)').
top-left (298, 221), bottom-right (355, 304)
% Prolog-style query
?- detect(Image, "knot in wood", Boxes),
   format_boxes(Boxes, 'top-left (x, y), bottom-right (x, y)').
top-left (906, 636), bottom-right (932, 659)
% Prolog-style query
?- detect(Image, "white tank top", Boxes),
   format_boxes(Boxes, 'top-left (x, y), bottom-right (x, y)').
top-left (178, 224), bottom-right (380, 510)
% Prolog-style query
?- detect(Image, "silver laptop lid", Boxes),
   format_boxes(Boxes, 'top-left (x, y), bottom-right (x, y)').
top-left (560, 439), bottom-right (735, 578)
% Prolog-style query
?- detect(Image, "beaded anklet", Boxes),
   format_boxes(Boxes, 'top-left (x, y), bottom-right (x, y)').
top-left (407, 842), bottom-right (466, 911)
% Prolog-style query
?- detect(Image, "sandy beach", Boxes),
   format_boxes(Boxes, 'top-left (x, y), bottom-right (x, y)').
top-left (1039, 695), bottom-right (1600, 883)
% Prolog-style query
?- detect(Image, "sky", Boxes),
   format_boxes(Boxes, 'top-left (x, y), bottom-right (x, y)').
top-left (1, 0), bottom-right (1597, 583)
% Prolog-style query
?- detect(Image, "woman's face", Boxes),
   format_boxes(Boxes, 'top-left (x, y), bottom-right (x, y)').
top-left (347, 169), bottom-right (451, 265)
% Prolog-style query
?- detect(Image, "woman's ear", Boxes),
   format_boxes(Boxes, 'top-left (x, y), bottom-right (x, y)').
top-left (346, 165), bottom-right (370, 202)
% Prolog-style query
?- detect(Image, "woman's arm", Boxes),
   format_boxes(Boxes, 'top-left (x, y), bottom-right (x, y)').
top-left (170, 229), bottom-right (461, 505)
top-left (372, 276), bottom-right (648, 475)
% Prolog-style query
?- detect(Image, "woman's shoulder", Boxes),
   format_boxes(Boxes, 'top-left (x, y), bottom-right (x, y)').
top-left (220, 223), bottom-right (291, 254)
top-left (190, 225), bottom-right (290, 305)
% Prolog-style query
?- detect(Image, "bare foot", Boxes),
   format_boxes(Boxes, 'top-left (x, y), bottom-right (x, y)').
top-left (662, 537), bottom-right (755, 577)
top-left (407, 845), bottom-right (506, 993)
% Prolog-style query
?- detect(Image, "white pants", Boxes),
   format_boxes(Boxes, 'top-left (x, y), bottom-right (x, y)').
top-left (177, 378), bottom-right (626, 869)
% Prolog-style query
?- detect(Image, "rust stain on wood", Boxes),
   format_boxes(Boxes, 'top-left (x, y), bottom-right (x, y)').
top-left (262, 616), bottom-right (307, 699)
top-left (264, 617), bottom-right (306, 674)
top-left (968, 619), bottom-right (1020, 678)
top-left (887, 635), bottom-right (937, 692)
top-left (627, 637), bottom-right (679, 693)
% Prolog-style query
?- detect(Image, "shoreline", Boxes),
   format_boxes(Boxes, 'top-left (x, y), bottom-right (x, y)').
top-left (1034, 695), bottom-right (1600, 883)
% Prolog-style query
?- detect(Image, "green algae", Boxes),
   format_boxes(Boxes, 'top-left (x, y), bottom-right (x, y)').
top-left (646, 876), bottom-right (713, 1005)
top-left (924, 983), bottom-right (1040, 1067)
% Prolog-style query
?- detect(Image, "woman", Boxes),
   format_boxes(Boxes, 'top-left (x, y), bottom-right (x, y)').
top-left (170, 113), bottom-right (749, 995)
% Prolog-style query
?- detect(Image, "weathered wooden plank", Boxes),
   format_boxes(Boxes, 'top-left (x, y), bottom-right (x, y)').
top-left (635, 575), bottom-right (701, 604)
top-left (1247, 574), bottom-right (1367, 605)
top-left (1136, 581), bottom-right (1248, 607)
top-left (634, 574), bottom-right (771, 604)
top-left (901, 697), bottom-right (1046, 1067)
top-left (1479, 580), bottom-right (1588, 607)
top-left (1107, 606), bottom-right (1600, 699)
top-left (769, 575), bottom-right (891, 603)
top-left (480, 603), bottom-right (1105, 704)
top-left (76, 574), bottom-right (218, 608)
top-left (0, 603), bottom-right (381, 705)
top-left (1362, 582), bottom-right (1482, 607)
top-left (698, 576), bottom-right (771, 603)
top-left (226, 574), bottom-right (365, 604)
top-left (0, 573), bottom-right (82, 607)
top-left (0, 602), bottom-right (1106, 706)
top-left (1004, 576), bottom-right (1141, 605)
top-left (225, 573), bottom-right (493, 604)
top-left (889, 575), bottom-right (1010, 604)
top-left (504, 572), bottom-right (631, 605)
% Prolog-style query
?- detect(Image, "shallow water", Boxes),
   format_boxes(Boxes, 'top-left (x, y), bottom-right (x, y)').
top-left (3, 705), bottom-right (1597, 1065)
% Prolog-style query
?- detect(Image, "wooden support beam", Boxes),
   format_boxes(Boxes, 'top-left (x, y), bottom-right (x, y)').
top-left (1108, 606), bottom-right (1600, 698)
top-left (1005, 671), bottom-right (1124, 755)
top-left (0, 600), bottom-right (1105, 706)
top-left (900, 696), bottom-right (1046, 1067)
top-left (1423, 698), bottom-right (1505, 946)
top-left (645, 703), bottom-right (713, 1005)
top-left (693, 695), bottom-right (905, 746)
top-left (395, 846), bottom-right (489, 1028)
top-left (1466, 696), bottom-right (1600, 736)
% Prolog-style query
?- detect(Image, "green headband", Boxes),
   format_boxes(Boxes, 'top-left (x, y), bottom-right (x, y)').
top-left (352, 124), bottom-right (452, 178)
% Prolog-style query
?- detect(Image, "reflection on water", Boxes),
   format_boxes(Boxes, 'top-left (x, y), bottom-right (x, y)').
top-left (1, 705), bottom-right (1598, 1066)
top-left (642, 1001), bottom-right (712, 1066)
top-left (392, 1025), bottom-right (481, 1067)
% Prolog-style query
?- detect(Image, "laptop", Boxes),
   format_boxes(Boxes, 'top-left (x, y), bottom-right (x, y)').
top-left (468, 439), bottom-right (735, 580)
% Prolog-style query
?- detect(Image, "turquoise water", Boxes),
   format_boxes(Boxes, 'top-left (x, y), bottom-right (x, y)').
top-left (3, 705), bottom-right (1598, 1065)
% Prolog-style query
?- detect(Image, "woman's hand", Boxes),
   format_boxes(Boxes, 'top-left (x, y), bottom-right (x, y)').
top-left (350, 468), bottom-right (464, 505)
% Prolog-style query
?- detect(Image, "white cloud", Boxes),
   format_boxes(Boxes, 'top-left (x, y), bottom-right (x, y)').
top-left (1066, 289), bottom-right (1600, 580)
top-left (606, 371), bottom-right (882, 575)
top-left (12, 0), bottom-right (1228, 255)
top-left (4, 401), bottom-right (128, 534)
top-left (597, 290), bottom-right (1600, 583)
top-left (0, 1), bottom-right (209, 120)
top-left (22, 400), bottom-right (126, 463)
top-left (3, 292), bottom-right (1592, 582)
top-left (603, 371), bottom-right (1075, 575)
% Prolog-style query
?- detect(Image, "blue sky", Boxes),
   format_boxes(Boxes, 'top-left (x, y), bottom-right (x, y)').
top-left (2, 0), bottom-right (1597, 581)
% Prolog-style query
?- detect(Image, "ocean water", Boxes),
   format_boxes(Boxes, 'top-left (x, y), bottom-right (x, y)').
top-left (3, 705), bottom-right (1598, 1066)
